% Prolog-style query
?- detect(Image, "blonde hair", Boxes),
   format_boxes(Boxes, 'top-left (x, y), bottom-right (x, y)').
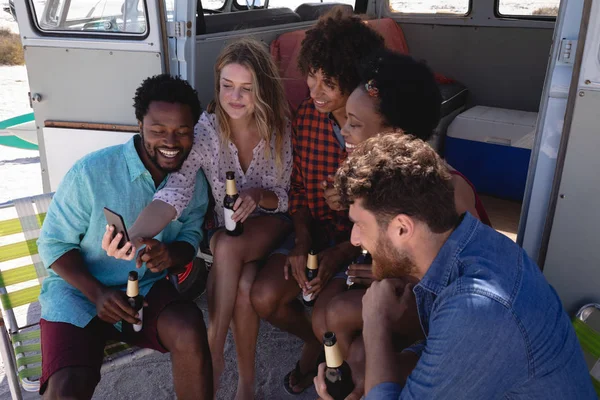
top-left (208, 38), bottom-right (289, 170)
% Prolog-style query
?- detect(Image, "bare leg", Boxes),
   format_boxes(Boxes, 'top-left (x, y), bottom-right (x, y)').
top-left (157, 302), bottom-right (213, 400)
top-left (346, 335), bottom-right (366, 400)
top-left (43, 367), bottom-right (99, 400)
top-left (207, 216), bottom-right (290, 394)
top-left (311, 278), bottom-right (349, 343)
top-left (251, 254), bottom-right (321, 393)
top-left (231, 261), bottom-right (260, 400)
top-left (325, 288), bottom-right (366, 357)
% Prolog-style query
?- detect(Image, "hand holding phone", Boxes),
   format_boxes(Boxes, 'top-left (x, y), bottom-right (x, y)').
top-left (102, 208), bottom-right (136, 260)
top-left (103, 207), bottom-right (130, 249)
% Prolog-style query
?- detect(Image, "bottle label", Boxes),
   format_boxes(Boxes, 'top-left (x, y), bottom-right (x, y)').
top-left (224, 208), bottom-right (236, 231)
top-left (134, 308), bottom-right (143, 332)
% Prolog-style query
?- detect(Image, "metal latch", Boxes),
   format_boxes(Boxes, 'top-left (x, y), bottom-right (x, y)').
top-left (29, 92), bottom-right (42, 108)
top-left (558, 39), bottom-right (577, 65)
top-left (167, 21), bottom-right (192, 38)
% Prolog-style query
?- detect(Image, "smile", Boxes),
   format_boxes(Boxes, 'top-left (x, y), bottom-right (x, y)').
top-left (345, 142), bottom-right (357, 151)
top-left (158, 148), bottom-right (180, 158)
top-left (314, 99), bottom-right (329, 107)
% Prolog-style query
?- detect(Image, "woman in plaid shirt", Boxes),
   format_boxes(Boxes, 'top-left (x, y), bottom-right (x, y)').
top-left (250, 7), bottom-right (385, 395)
top-left (313, 49), bottom-right (492, 399)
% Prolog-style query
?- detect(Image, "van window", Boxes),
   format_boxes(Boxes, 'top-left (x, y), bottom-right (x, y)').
top-left (30, 0), bottom-right (147, 34)
top-left (390, 0), bottom-right (469, 15)
top-left (204, 0), bottom-right (226, 12)
top-left (497, 0), bottom-right (560, 17)
top-left (268, 0), bottom-right (354, 10)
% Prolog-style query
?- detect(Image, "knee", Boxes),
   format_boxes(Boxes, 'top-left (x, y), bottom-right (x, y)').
top-left (236, 273), bottom-right (254, 306)
top-left (325, 296), bottom-right (349, 334)
top-left (250, 281), bottom-right (279, 320)
top-left (161, 305), bottom-right (209, 356)
top-left (212, 234), bottom-right (242, 262)
top-left (45, 367), bottom-right (99, 400)
top-left (312, 300), bottom-right (329, 340)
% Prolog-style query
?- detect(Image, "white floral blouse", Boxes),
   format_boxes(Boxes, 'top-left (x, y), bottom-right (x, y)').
top-left (154, 111), bottom-right (293, 228)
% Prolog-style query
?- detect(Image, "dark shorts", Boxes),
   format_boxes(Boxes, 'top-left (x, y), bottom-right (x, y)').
top-left (39, 279), bottom-right (190, 394)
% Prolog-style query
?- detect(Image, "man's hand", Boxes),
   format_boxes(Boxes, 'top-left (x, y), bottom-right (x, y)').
top-left (285, 238), bottom-right (311, 290)
top-left (322, 175), bottom-right (346, 212)
top-left (305, 244), bottom-right (350, 298)
top-left (232, 188), bottom-right (263, 223)
top-left (95, 287), bottom-right (141, 325)
top-left (135, 238), bottom-right (173, 273)
top-left (363, 279), bottom-right (423, 339)
top-left (102, 225), bottom-right (136, 261)
top-left (314, 362), bottom-right (363, 400)
top-left (346, 264), bottom-right (375, 287)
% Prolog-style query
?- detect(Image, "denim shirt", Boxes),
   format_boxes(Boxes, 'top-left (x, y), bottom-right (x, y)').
top-left (366, 213), bottom-right (595, 399)
top-left (37, 137), bottom-right (209, 328)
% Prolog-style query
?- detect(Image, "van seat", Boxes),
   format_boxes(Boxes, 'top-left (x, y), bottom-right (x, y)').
top-left (270, 17), bottom-right (467, 118)
top-left (204, 8), bottom-right (301, 34)
top-left (294, 3), bottom-right (353, 21)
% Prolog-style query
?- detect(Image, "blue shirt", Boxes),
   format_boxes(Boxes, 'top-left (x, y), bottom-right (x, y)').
top-left (366, 213), bottom-right (595, 400)
top-left (37, 137), bottom-right (209, 328)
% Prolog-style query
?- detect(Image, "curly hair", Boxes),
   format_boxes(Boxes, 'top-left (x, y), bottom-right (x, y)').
top-left (297, 7), bottom-right (385, 95)
top-left (335, 132), bottom-right (458, 233)
top-left (358, 49), bottom-right (442, 141)
top-left (133, 74), bottom-right (201, 123)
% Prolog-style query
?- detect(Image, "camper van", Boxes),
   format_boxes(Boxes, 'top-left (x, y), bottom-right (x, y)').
top-left (1, 0), bottom-right (600, 397)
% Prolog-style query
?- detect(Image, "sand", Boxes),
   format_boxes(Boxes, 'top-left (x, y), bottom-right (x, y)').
top-left (0, 291), bottom-right (319, 400)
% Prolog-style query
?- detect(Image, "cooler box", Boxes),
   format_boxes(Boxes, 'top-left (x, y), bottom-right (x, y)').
top-left (445, 106), bottom-right (537, 201)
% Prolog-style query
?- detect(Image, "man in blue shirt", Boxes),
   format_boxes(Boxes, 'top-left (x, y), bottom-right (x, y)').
top-left (37, 75), bottom-right (212, 399)
top-left (315, 133), bottom-right (595, 399)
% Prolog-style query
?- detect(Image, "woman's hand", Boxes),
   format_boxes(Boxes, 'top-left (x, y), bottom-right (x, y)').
top-left (232, 188), bottom-right (263, 223)
top-left (346, 263), bottom-right (375, 287)
top-left (322, 175), bottom-right (347, 212)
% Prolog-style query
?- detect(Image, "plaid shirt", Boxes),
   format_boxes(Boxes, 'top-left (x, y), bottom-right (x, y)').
top-left (289, 98), bottom-right (353, 246)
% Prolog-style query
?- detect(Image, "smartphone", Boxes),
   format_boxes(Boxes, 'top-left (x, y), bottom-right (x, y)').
top-left (103, 207), bottom-right (130, 249)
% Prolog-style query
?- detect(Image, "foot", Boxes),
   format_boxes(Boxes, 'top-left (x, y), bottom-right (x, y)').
top-left (286, 341), bottom-right (322, 394)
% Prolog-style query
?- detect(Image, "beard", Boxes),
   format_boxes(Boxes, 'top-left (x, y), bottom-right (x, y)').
top-left (371, 233), bottom-right (416, 280)
top-left (140, 134), bottom-right (190, 173)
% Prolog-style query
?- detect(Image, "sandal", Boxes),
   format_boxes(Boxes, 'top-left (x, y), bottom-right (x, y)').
top-left (283, 350), bottom-right (325, 395)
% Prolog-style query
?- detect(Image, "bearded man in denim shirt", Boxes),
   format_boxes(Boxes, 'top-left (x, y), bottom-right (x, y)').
top-left (315, 133), bottom-right (595, 400)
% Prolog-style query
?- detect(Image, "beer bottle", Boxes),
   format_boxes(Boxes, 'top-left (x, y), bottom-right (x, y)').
top-left (126, 271), bottom-right (144, 333)
top-left (223, 171), bottom-right (243, 236)
top-left (323, 331), bottom-right (354, 399)
top-left (302, 250), bottom-right (318, 307)
top-left (346, 249), bottom-right (372, 289)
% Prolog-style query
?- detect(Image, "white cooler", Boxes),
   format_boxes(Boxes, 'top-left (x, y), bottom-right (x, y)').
top-left (444, 106), bottom-right (537, 201)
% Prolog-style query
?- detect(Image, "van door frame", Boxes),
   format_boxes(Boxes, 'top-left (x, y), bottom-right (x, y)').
top-left (13, 0), bottom-right (169, 192)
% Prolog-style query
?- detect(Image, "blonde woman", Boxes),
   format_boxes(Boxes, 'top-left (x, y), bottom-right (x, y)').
top-left (102, 38), bottom-right (293, 399)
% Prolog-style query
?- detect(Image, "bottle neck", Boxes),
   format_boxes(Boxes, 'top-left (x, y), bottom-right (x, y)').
top-left (325, 342), bottom-right (344, 368)
top-left (127, 279), bottom-right (139, 297)
top-left (307, 253), bottom-right (318, 270)
top-left (226, 179), bottom-right (238, 196)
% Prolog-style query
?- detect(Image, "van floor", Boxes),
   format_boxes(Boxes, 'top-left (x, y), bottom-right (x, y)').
top-left (479, 195), bottom-right (522, 242)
